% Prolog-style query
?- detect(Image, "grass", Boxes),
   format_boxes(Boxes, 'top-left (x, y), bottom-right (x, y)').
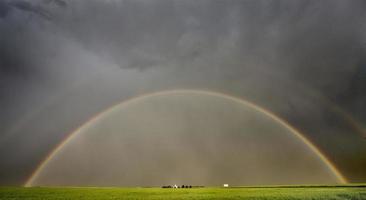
top-left (0, 185), bottom-right (365, 200)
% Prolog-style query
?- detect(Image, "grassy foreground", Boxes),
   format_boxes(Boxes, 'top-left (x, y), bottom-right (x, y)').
top-left (0, 185), bottom-right (366, 200)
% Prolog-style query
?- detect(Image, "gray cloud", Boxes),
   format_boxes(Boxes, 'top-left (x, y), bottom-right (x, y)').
top-left (0, 0), bottom-right (66, 20)
top-left (0, 0), bottom-right (366, 185)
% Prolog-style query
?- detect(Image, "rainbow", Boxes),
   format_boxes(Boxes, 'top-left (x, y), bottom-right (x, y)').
top-left (25, 89), bottom-right (348, 186)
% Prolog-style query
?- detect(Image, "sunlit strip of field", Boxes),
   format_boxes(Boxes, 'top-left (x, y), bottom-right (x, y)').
top-left (0, 185), bottom-right (365, 200)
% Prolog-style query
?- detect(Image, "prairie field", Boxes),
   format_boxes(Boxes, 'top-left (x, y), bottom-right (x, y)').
top-left (0, 185), bottom-right (365, 200)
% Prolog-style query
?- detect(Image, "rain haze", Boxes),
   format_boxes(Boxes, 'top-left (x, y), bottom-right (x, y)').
top-left (0, 0), bottom-right (366, 186)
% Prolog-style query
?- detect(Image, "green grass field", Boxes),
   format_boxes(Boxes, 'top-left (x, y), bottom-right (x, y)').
top-left (0, 185), bottom-right (365, 200)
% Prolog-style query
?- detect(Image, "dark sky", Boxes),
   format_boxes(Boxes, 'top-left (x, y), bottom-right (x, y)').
top-left (0, 0), bottom-right (366, 186)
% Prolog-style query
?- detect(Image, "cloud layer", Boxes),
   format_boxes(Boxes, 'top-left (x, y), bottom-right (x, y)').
top-left (0, 0), bottom-right (366, 185)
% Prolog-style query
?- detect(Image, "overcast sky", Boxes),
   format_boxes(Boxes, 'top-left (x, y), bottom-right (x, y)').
top-left (0, 0), bottom-right (366, 185)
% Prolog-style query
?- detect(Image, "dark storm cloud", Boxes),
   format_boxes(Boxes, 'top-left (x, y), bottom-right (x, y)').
top-left (53, 0), bottom-right (366, 130)
top-left (0, 0), bottom-right (67, 77)
top-left (0, 0), bottom-right (64, 20)
top-left (0, 0), bottom-right (366, 185)
top-left (38, 0), bottom-right (366, 106)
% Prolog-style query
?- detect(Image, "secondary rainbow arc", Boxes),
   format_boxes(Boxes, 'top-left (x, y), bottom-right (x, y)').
top-left (25, 89), bottom-right (348, 186)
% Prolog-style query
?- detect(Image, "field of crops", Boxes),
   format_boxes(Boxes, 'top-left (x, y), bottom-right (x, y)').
top-left (0, 185), bottom-right (365, 200)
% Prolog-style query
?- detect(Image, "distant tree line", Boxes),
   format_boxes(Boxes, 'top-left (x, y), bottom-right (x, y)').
top-left (162, 185), bottom-right (204, 188)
